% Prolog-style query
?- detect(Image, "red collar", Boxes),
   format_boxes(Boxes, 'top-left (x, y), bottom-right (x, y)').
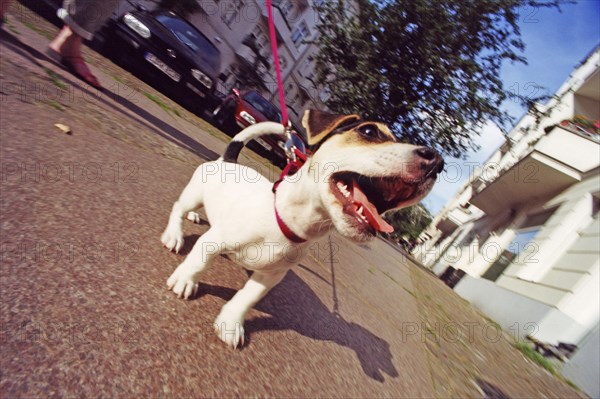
top-left (274, 195), bottom-right (306, 243)
top-left (273, 149), bottom-right (307, 243)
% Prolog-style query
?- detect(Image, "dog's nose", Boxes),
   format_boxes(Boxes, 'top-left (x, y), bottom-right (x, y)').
top-left (415, 147), bottom-right (444, 176)
top-left (434, 157), bottom-right (445, 174)
top-left (415, 147), bottom-right (437, 161)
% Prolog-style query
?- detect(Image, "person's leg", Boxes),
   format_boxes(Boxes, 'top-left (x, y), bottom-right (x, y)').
top-left (48, 0), bottom-right (122, 88)
top-left (0, 0), bottom-right (11, 25)
top-left (48, 25), bottom-right (83, 58)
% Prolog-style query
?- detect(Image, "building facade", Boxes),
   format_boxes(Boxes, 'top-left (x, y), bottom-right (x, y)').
top-left (186, 0), bottom-right (331, 128)
top-left (414, 48), bottom-right (599, 396)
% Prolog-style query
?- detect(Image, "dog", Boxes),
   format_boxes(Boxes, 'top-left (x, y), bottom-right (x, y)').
top-left (161, 109), bottom-right (444, 348)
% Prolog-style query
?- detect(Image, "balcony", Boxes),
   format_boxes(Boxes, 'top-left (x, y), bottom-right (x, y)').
top-left (535, 124), bottom-right (600, 171)
top-left (447, 207), bottom-right (475, 225)
top-left (436, 218), bottom-right (459, 236)
top-left (579, 68), bottom-right (599, 99)
top-left (470, 125), bottom-right (600, 215)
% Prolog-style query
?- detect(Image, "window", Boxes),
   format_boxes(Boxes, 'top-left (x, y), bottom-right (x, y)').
top-left (592, 192), bottom-right (600, 216)
top-left (319, 87), bottom-right (331, 102)
top-left (278, 55), bottom-right (288, 70)
top-left (242, 92), bottom-right (282, 122)
top-left (481, 207), bottom-right (557, 282)
top-left (458, 230), bottom-right (479, 247)
top-left (222, 0), bottom-right (245, 27)
top-left (285, 83), bottom-right (299, 105)
top-left (293, 90), bottom-right (301, 105)
top-left (291, 21), bottom-right (310, 48)
top-left (252, 26), bottom-right (269, 52)
top-left (279, 0), bottom-right (295, 19)
top-left (298, 57), bottom-right (313, 77)
top-left (285, 83), bottom-right (295, 99)
top-left (520, 207), bottom-right (556, 229)
top-left (482, 228), bottom-right (540, 282)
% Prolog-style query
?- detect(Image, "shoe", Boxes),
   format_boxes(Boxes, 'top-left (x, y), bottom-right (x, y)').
top-left (45, 47), bottom-right (102, 89)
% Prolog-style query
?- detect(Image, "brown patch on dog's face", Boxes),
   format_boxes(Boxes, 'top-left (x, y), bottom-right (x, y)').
top-left (337, 122), bottom-right (399, 146)
top-left (302, 109), bottom-right (361, 147)
top-left (302, 110), bottom-right (400, 149)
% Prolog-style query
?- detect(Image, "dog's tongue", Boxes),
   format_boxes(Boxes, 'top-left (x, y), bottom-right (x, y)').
top-left (348, 181), bottom-right (394, 233)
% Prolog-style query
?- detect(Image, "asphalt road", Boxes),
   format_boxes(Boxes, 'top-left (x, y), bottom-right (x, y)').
top-left (0, 7), bottom-right (586, 398)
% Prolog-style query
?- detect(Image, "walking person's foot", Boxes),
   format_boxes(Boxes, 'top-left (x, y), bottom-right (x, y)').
top-left (0, 0), bottom-right (10, 28)
top-left (47, 25), bottom-right (102, 89)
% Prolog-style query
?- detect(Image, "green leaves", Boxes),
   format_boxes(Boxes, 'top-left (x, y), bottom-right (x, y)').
top-left (157, 0), bottom-right (201, 17)
top-left (383, 204), bottom-right (432, 240)
top-left (314, 0), bottom-right (562, 158)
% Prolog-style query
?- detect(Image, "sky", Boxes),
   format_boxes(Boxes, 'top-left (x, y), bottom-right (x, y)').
top-left (421, 0), bottom-right (600, 215)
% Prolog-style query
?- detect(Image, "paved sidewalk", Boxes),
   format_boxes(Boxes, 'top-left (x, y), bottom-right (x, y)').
top-left (0, 6), bottom-right (586, 398)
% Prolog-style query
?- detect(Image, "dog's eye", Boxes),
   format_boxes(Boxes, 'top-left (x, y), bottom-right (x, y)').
top-left (358, 124), bottom-right (379, 137)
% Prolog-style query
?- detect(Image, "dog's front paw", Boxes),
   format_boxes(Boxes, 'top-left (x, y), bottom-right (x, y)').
top-left (161, 228), bottom-right (184, 253)
top-left (167, 266), bottom-right (199, 299)
top-left (214, 312), bottom-right (245, 349)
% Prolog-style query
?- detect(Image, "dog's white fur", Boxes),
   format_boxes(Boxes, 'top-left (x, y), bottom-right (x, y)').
top-left (161, 111), bottom-right (440, 348)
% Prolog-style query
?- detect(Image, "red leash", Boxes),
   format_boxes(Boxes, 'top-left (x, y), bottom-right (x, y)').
top-left (266, 1), bottom-right (307, 243)
top-left (265, 0), bottom-right (307, 180)
top-left (265, 0), bottom-right (289, 127)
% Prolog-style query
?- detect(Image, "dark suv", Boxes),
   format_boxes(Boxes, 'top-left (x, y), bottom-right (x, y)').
top-left (107, 9), bottom-right (222, 110)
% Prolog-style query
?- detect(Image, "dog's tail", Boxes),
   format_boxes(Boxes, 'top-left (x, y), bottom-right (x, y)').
top-left (222, 122), bottom-right (286, 163)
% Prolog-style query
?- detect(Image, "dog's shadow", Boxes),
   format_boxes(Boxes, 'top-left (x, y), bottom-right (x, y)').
top-left (200, 271), bottom-right (399, 382)
top-left (177, 234), bottom-right (201, 255)
top-left (178, 226), bottom-right (398, 381)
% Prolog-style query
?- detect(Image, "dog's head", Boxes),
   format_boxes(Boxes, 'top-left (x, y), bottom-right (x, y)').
top-left (302, 109), bottom-right (444, 241)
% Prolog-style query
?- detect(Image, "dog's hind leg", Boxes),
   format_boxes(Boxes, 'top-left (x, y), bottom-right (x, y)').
top-left (161, 166), bottom-right (207, 253)
top-left (186, 211), bottom-right (203, 224)
top-left (214, 268), bottom-right (288, 349)
top-left (167, 228), bottom-right (221, 299)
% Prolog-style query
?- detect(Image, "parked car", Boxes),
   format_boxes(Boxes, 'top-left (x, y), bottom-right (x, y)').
top-left (212, 89), bottom-right (306, 168)
top-left (106, 8), bottom-right (222, 111)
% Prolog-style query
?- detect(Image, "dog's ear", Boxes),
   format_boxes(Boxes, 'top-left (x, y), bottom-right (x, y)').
top-left (302, 109), bottom-right (361, 146)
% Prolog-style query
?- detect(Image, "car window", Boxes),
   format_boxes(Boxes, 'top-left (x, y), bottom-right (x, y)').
top-left (243, 92), bottom-right (282, 122)
top-left (155, 13), bottom-right (220, 70)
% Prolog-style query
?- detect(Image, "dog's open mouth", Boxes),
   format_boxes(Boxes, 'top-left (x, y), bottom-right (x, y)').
top-left (330, 172), bottom-right (421, 234)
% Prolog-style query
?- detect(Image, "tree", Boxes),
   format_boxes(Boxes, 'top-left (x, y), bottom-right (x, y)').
top-left (157, 0), bottom-right (201, 17)
top-left (314, 0), bottom-right (563, 158)
top-left (233, 34), bottom-right (270, 92)
top-left (230, 61), bottom-right (269, 92)
top-left (383, 204), bottom-right (432, 241)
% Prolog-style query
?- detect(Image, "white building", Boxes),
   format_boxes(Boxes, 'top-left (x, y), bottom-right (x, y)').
top-left (188, 0), bottom-right (331, 128)
top-left (414, 47), bottom-right (599, 396)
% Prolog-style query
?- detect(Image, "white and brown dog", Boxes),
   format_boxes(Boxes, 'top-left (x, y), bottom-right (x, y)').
top-left (161, 109), bottom-right (444, 348)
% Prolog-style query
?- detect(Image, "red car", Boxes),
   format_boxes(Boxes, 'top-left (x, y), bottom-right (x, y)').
top-left (212, 89), bottom-right (305, 168)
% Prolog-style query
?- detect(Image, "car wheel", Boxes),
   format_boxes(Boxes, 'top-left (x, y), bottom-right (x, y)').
top-left (212, 100), bottom-right (235, 127)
